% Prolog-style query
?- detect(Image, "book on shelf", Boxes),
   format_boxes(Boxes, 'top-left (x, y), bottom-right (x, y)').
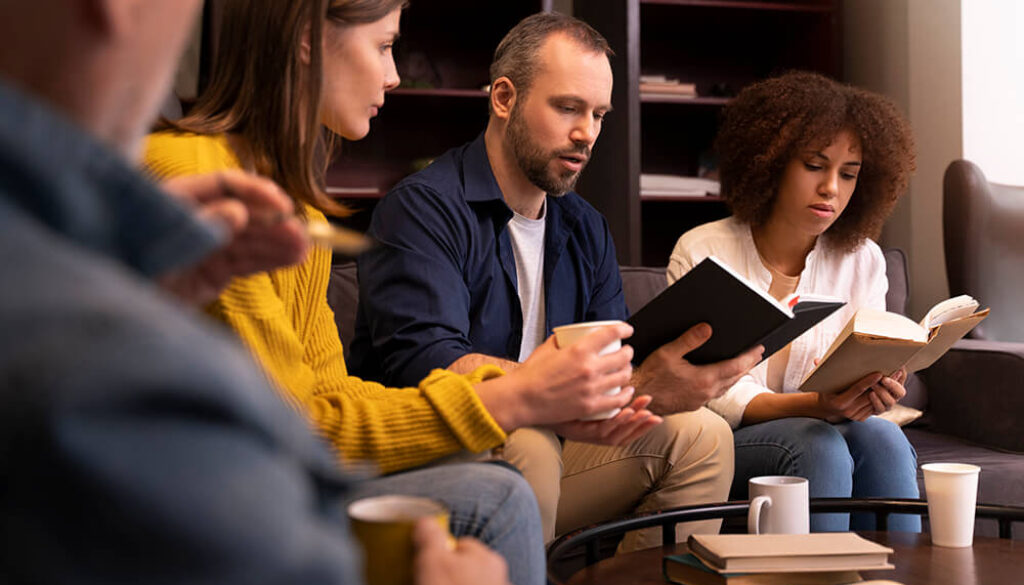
top-left (686, 533), bottom-right (894, 574)
top-left (627, 256), bottom-right (844, 365)
top-left (663, 553), bottom-right (862, 585)
top-left (640, 174), bottom-right (720, 197)
top-left (799, 295), bottom-right (988, 394)
top-left (641, 84), bottom-right (698, 97)
top-left (639, 74), bottom-right (698, 97)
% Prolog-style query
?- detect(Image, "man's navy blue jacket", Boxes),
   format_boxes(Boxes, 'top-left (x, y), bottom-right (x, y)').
top-left (350, 134), bottom-right (628, 387)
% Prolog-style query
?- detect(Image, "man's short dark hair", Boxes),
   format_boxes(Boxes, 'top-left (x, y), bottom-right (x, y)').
top-left (489, 11), bottom-right (613, 98)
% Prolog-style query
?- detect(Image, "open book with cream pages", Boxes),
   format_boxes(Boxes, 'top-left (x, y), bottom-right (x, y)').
top-left (799, 295), bottom-right (989, 394)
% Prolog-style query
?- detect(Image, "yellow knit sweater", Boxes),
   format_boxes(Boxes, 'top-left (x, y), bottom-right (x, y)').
top-left (144, 132), bottom-right (507, 473)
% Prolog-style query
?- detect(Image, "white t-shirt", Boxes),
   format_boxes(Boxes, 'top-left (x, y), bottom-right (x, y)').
top-left (666, 217), bottom-right (888, 428)
top-left (508, 202), bottom-right (547, 362)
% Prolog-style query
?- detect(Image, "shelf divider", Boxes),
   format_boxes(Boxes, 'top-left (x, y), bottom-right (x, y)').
top-left (639, 0), bottom-right (837, 13)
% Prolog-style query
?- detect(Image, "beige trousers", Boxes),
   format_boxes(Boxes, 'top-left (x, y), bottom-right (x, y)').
top-left (500, 407), bottom-right (734, 552)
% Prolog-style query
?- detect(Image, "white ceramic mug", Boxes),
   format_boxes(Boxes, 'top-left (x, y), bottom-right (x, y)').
top-left (922, 462), bottom-right (981, 547)
top-left (747, 475), bottom-right (810, 535)
top-left (552, 320), bottom-right (625, 420)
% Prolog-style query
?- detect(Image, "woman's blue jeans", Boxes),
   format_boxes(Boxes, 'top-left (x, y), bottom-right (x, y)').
top-left (731, 416), bottom-right (921, 532)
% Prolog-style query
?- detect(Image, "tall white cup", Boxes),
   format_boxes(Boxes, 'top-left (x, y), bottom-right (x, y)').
top-left (922, 462), bottom-right (981, 548)
top-left (747, 476), bottom-right (810, 535)
top-left (552, 320), bottom-right (624, 421)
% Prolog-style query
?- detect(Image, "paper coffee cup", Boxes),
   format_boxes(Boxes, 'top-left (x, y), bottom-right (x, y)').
top-left (922, 462), bottom-right (981, 548)
top-left (552, 320), bottom-right (625, 421)
top-left (348, 495), bottom-right (450, 585)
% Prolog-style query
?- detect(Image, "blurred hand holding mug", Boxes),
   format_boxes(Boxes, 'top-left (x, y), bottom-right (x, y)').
top-left (348, 495), bottom-right (451, 585)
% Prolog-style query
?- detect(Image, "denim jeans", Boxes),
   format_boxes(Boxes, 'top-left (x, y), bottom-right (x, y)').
top-left (731, 416), bottom-right (921, 532)
top-left (349, 461), bottom-right (544, 585)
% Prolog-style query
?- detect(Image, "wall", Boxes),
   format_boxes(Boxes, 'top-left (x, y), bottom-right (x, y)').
top-left (962, 0), bottom-right (1024, 186)
top-left (844, 0), bottom-right (961, 318)
top-left (173, 9), bottom-right (204, 100)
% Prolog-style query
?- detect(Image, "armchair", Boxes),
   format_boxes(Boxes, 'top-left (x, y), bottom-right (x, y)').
top-left (905, 159), bottom-right (1024, 535)
top-left (943, 158), bottom-right (1024, 342)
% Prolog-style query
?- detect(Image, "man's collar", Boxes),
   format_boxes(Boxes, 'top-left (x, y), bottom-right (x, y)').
top-left (463, 133), bottom-right (507, 203)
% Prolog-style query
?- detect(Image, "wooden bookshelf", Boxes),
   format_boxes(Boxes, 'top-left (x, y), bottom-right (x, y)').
top-left (575, 0), bottom-right (843, 266)
top-left (641, 0), bottom-right (837, 12)
top-left (640, 95), bottom-right (731, 105)
top-left (326, 0), bottom-right (551, 223)
top-left (388, 88), bottom-right (489, 99)
top-left (640, 195), bottom-right (724, 202)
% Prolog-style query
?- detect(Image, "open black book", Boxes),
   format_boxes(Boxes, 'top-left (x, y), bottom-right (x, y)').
top-left (628, 256), bottom-right (845, 365)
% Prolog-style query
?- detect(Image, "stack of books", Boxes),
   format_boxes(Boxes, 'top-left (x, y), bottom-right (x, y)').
top-left (663, 533), bottom-right (894, 585)
top-left (639, 74), bottom-right (697, 98)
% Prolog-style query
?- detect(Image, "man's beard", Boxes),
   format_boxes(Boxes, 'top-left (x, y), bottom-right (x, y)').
top-left (507, 105), bottom-right (590, 196)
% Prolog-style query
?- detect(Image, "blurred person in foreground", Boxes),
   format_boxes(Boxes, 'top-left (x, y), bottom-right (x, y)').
top-left (0, 0), bottom-right (516, 583)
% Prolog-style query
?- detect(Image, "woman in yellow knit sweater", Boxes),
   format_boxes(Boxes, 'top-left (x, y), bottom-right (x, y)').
top-left (145, 1), bottom-right (659, 479)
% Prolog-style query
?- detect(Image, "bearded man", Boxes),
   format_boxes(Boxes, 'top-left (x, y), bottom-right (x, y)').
top-left (350, 12), bottom-right (762, 551)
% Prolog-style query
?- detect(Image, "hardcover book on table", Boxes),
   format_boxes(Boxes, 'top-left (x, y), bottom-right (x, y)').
top-left (686, 533), bottom-right (894, 574)
top-left (627, 256), bottom-right (844, 365)
top-left (663, 552), bottom-right (863, 585)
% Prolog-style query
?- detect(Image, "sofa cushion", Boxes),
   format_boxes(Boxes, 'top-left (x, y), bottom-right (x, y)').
top-left (619, 266), bottom-right (667, 315)
top-left (905, 427), bottom-right (1024, 538)
top-left (883, 248), bottom-right (909, 316)
top-left (328, 262), bottom-right (359, 355)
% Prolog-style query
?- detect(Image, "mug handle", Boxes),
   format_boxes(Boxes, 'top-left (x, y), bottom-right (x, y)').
top-left (747, 495), bottom-right (772, 535)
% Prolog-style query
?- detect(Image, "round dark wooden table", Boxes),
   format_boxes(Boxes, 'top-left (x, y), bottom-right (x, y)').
top-left (547, 500), bottom-right (1024, 585)
top-left (562, 531), bottom-right (1021, 585)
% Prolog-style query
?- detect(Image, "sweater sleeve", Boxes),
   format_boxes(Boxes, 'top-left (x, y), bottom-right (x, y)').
top-left (298, 245), bottom-right (507, 473)
top-left (143, 132), bottom-right (508, 474)
top-left (210, 243), bottom-right (508, 475)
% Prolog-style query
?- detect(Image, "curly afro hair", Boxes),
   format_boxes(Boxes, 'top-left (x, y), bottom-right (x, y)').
top-left (715, 71), bottom-right (916, 252)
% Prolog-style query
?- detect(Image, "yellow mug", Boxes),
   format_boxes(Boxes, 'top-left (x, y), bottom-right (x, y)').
top-left (348, 495), bottom-right (450, 585)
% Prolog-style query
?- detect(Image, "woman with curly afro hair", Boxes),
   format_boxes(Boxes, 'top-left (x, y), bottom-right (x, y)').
top-left (666, 71), bottom-right (920, 532)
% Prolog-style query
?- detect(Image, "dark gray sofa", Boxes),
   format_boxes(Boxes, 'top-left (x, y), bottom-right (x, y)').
top-left (329, 250), bottom-right (1024, 537)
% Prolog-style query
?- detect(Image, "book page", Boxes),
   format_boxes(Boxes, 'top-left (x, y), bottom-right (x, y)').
top-left (920, 294), bottom-right (979, 328)
top-left (853, 308), bottom-right (928, 343)
top-left (905, 309), bottom-right (990, 372)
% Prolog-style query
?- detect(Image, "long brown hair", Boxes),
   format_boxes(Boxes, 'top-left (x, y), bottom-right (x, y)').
top-left (163, 0), bottom-right (406, 216)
